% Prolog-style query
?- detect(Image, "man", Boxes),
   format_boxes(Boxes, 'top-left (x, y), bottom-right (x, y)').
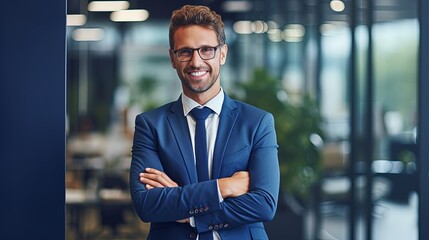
top-left (129, 5), bottom-right (280, 240)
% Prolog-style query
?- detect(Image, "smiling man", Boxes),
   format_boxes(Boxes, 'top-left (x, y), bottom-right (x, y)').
top-left (129, 5), bottom-right (280, 240)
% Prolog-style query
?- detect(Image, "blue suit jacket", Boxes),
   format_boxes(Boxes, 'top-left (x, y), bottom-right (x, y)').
top-left (129, 94), bottom-right (280, 240)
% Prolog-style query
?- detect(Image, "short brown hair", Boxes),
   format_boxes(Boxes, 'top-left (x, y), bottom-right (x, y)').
top-left (169, 5), bottom-right (226, 49)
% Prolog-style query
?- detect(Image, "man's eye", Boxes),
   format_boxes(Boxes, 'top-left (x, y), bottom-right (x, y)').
top-left (200, 47), bottom-right (214, 53)
top-left (179, 49), bottom-right (192, 55)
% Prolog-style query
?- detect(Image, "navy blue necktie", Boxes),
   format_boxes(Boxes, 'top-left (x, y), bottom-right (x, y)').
top-left (190, 107), bottom-right (214, 240)
top-left (190, 107), bottom-right (213, 182)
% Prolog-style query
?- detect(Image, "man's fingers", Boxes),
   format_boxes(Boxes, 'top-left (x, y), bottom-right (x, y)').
top-left (160, 172), bottom-right (178, 187)
top-left (145, 167), bottom-right (161, 174)
top-left (139, 168), bottom-right (178, 188)
top-left (140, 173), bottom-right (168, 185)
top-left (146, 168), bottom-right (177, 186)
top-left (176, 218), bottom-right (190, 223)
top-left (140, 176), bottom-right (164, 188)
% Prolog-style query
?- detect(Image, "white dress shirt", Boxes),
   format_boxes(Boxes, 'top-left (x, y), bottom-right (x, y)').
top-left (181, 89), bottom-right (224, 240)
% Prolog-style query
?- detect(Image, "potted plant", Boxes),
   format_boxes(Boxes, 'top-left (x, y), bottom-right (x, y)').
top-left (231, 68), bottom-right (324, 239)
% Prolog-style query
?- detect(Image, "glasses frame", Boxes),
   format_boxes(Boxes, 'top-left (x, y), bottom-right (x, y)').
top-left (171, 44), bottom-right (222, 62)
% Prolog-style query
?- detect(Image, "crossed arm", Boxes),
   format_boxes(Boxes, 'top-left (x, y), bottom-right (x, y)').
top-left (139, 168), bottom-right (250, 223)
top-left (140, 168), bottom-right (250, 198)
top-left (130, 112), bottom-right (279, 230)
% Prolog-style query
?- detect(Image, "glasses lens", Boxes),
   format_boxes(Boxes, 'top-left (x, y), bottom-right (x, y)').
top-left (198, 47), bottom-right (216, 60)
top-left (175, 45), bottom-right (218, 62)
top-left (177, 49), bottom-right (193, 61)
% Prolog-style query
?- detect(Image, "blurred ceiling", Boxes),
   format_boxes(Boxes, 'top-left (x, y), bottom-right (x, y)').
top-left (67, 0), bottom-right (417, 25)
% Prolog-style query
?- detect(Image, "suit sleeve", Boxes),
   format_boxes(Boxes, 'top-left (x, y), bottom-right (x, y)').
top-left (193, 113), bottom-right (280, 233)
top-left (129, 114), bottom-right (223, 223)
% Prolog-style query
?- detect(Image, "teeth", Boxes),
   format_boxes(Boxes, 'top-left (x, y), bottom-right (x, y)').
top-left (190, 71), bottom-right (206, 76)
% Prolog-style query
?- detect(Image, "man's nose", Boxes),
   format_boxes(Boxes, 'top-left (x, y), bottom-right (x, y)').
top-left (189, 50), bottom-right (203, 66)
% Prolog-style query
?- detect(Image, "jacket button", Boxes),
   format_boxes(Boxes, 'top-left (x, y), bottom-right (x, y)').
top-left (224, 224), bottom-right (229, 228)
top-left (189, 210), bottom-right (194, 214)
top-left (214, 224), bottom-right (219, 230)
top-left (208, 225), bottom-right (213, 230)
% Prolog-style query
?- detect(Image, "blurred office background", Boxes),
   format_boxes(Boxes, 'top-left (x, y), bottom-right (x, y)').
top-left (65, 0), bottom-right (422, 239)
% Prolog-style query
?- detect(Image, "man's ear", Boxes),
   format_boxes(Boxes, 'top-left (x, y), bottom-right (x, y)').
top-left (220, 44), bottom-right (228, 65)
top-left (169, 50), bottom-right (177, 69)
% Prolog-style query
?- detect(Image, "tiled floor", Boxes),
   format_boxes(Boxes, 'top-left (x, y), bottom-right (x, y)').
top-left (67, 193), bottom-right (418, 240)
top-left (316, 192), bottom-right (418, 240)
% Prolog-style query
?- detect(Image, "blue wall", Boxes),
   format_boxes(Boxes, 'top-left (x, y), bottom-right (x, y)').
top-left (0, 0), bottom-right (66, 238)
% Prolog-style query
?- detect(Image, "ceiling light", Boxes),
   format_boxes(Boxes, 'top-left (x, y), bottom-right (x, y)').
top-left (282, 24), bottom-right (305, 42)
top-left (251, 21), bottom-right (268, 34)
top-left (330, 0), bottom-right (345, 12)
top-left (267, 21), bottom-right (279, 30)
top-left (110, 9), bottom-right (149, 22)
top-left (267, 29), bottom-right (282, 42)
top-left (67, 14), bottom-right (87, 26)
top-left (72, 28), bottom-right (105, 41)
top-left (233, 21), bottom-right (252, 34)
top-left (88, 1), bottom-right (129, 12)
top-left (222, 1), bottom-right (252, 12)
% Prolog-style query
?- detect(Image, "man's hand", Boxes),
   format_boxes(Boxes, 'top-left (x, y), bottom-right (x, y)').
top-left (139, 168), bottom-right (178, 190)
top-left (218, 171), bottom-right (250, 198)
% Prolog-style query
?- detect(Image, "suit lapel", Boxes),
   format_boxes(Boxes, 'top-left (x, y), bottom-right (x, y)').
top-left (212, 95), bottom-right (238, 179)
top-left (166, 98), bottom-right (198, 183)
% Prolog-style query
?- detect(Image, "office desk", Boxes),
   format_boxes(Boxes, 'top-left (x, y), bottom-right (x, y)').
top-left (66, 189), bottom-right (98, 239)
top-left (66, 188), bottom-right (136, 239)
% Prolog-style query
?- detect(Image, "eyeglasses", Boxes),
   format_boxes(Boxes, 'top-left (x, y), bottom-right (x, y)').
top-left (172, 44), bottom-right (221, 62)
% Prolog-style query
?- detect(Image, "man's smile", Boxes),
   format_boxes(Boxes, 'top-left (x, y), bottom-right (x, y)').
top-left (189, 71), bottom-right (208, 77)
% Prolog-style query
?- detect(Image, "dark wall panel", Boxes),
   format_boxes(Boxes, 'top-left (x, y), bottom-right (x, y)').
top-left (0, 0), bottom-right (66, 238)
top-left (419, 0), bottom-right (429, 239)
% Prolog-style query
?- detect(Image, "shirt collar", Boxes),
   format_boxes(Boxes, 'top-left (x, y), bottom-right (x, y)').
top-left (182, 88), bottom-right (224, 116)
